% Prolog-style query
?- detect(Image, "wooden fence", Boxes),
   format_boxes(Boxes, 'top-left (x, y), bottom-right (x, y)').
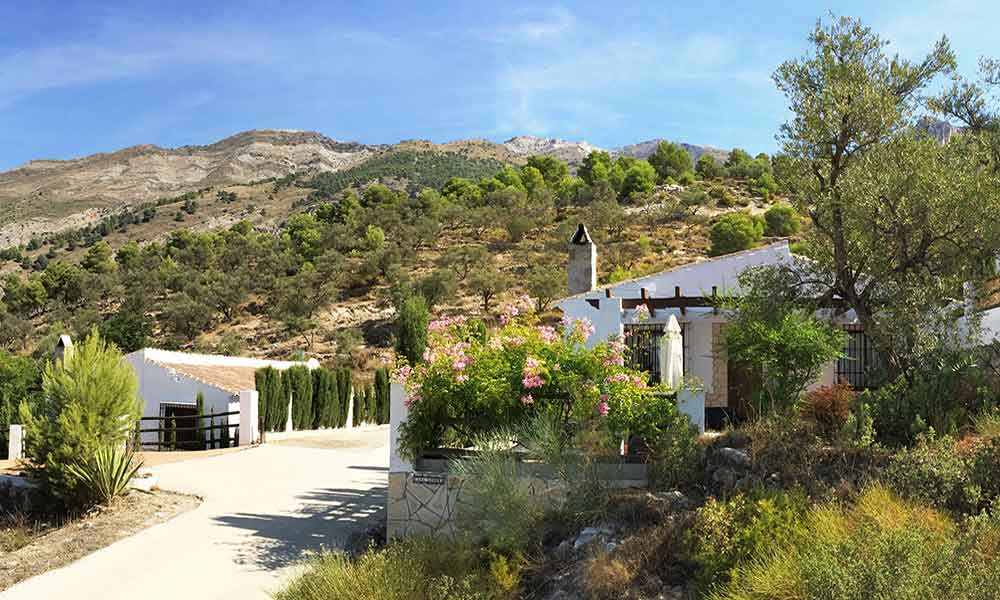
top-left (136, 410), bottom-right (239, 451)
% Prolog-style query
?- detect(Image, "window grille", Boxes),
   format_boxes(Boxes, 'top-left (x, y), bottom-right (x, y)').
top-left (836, 326), bottom-right (881, 389)
top-left (623, 322), bottom-right (687, 384)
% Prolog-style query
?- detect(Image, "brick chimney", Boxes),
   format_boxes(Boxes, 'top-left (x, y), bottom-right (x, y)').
top-left (568, 224), bottom-right (597, 295)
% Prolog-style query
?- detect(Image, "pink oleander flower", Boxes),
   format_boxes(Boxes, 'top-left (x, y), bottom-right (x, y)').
top-left (404, 390), bottom-right (421, 408)
top-left (456, 374), bottom-right (468, 383)
top-left (573, 317), bottom-right (595, 339)
top-left (603, 354), bottom-right (625, 367)
top-left (392, 365), bottom-right (413, 384)
top-left (605, 372), bottom-right (630, 385)
top-left (522, 374), bottom-right (544, 389)
top-left (537, 325), bottom-right (559, 344)
top-left (488, 336), bottom-right (504, 350)
top-left (521, 394), bottom-right (534, 406)
top-left (597, 399), bottom-right (610, 416)
top-left (633, 304), bottom-right (651, 321)
top-left (504, 335), bottom-right (525, 347)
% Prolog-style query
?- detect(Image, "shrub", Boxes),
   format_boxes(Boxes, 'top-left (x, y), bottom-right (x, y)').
top-left (273, 536), bottom-right (502, 600)
top-left (711, 485), bottom-right (1000, 600)
top-left (337, 368), bottom-right (352, 428)
top-left (885, 434), bottom-right (978, 514)
top-left (19, 330), bottom-right (142, 508)
top-left (799, 382), bottom-right (854, 437)
top-left (709, 213), bottom-right (763, 256)
top-left (763, 204), bottom-right (800, 236)
top-left (973, 406), bottom-right (1000, 439)
top-left (627, 391), bottom-right (700, 488)
top-left (66, 445), bottom-right (143, 506)
top-left (677, 170), bottom-right (696, 186)
top-left (396, 301), bottom-right (664, 459)
top-left (679, 189), bottom-right (710, 208)
top-left (691, 488), bottom-right (809, 592)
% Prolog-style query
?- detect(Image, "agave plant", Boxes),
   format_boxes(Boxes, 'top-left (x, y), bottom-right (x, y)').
top-left (67, 445), bottom-right (144, 506)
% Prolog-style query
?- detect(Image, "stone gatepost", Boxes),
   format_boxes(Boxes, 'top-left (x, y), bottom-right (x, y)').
top-left (8, 424), bottom-right (23, 460)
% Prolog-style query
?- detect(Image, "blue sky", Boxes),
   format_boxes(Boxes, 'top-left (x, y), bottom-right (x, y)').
top-left (0, 1), bottom-right (996, 171)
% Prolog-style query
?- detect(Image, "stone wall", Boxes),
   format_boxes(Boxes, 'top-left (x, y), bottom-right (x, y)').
top-left (387, 463), bottom-right (647, 540)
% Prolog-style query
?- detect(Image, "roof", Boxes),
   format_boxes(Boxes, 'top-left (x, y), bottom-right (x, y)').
top-left (127, 348), bottom-right (319, 395)
top-left (557, 241), bottom-right (794, 305)
top-left (150, 361), bottom-right (261, 394)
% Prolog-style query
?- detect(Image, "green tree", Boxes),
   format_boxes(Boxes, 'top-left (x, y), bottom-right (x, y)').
top-left (772, 15), bottom-right (1000, 376)
top-left (763, 204), bottom-right (801, 237)
top-left (395, 293), bottom-right (429, 365)
top-left (578, 150), bottom-right (614, 186)
top-left (525, 155), bottom-right (569, 186)
top-left (99, 307), bottom-right (152, 353)
top-left (695, 154), bottom-right (724, 179)
top-left (648, 141), bottom-right (693, 181)
top-left (723, 266), bottom-right (847, 416)
top-left (709, 213), bottom-right (764, 256)
top-left (0, 352), bottom-right (42, 459)
top-left (19, 330), bottom-right (142, 507)
top-left (287, 365), bottom-right (314, 430)
top-left (620, 160), bottom-right (657, 199)
top-left (81, 241), bottom-right (116, 274)
top-left (468, 261), bottom-right (513, 313)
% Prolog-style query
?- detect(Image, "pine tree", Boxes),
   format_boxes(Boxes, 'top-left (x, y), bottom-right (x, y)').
top-left (375, 367), bottom-right (390, 424)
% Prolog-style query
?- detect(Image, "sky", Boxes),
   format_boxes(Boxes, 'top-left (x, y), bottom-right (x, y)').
top-left (0, 0), bottom-right (997, 171)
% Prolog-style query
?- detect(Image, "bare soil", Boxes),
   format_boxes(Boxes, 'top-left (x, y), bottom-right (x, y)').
top-left (0, 490), bottom-right (200, 591)
top-left (137, 446), bottom-right (246, 468)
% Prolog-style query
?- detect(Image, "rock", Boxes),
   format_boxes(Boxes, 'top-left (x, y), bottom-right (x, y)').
top-left (573, 526), bottom-right (614, 551)
top-left (712, 467), bottom-right (738, 489)
top-left (718, 447), bottom-right (751, 468)
top-left (649, 490), bottom-right (692, 510)
top-left (554, 540), bottom-right (573, 560)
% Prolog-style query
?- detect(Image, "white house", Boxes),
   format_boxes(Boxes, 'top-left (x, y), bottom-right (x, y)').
top-left (556, 224), bottom-right (1000, 431)
top-left (125, 348), bottom-right (319, 449)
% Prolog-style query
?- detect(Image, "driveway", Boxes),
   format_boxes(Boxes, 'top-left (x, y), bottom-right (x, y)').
top-left (2, 426), bottom-right (389, 600)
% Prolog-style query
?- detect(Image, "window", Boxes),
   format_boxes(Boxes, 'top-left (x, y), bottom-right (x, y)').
top-left (836, 326), bottom-right (882, 389)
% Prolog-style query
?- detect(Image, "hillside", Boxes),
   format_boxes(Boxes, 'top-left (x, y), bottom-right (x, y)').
top-left (0, 130), bottom-right (783, 366)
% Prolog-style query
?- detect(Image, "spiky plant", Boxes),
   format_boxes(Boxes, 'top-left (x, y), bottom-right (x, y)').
top-left (66, 445), bottom-right (144, 506)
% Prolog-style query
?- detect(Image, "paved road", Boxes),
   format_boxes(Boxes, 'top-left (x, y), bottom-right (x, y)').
top-left (2, 426), bottom-right (389, 600)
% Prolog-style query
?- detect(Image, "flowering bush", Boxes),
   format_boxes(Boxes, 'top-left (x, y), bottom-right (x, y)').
top-left (395, 299), bottom-right (678, 459)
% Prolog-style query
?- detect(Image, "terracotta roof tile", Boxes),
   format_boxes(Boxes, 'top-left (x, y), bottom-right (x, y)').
top-left (150, 361), bottom-right (259, 394)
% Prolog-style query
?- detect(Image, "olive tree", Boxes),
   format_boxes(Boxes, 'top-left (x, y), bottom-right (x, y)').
top-left (774, 16), bottom-right (1000, 376)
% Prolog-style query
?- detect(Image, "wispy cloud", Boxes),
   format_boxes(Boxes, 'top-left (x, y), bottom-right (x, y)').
top-left (473, 5), bottom-right (576, 44)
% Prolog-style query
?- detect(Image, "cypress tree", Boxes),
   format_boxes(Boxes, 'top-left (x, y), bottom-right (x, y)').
top-left (287, 366), bottom-right (313, 430)
top-left (254, 368), bottom-right (269, 436)
top-left (169, 417), bottom-right (177, 450)
top-left (210, 409), bottom-right (218, 449)
top-left (329, 369), bottom-right (342, 428)
top-left (375, 367), bottom-right (390, 424)
top-left (365, 384), bottom-right (376, 424)
top-left (337, 368), bottom-right (351, 428)
top-left (352, 378), bottom-right (362, 427)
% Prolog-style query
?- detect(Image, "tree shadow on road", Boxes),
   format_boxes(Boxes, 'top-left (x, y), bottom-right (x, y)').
top-left (212, 483), bottom-right (387, 571)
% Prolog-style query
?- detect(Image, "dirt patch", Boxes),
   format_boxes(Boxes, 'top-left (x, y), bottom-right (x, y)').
top-left (0, 490), bottom-right (200, 591)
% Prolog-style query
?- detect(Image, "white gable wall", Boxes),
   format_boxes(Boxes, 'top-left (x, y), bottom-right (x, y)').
top-left (126, 353), bottom-right (238, 448)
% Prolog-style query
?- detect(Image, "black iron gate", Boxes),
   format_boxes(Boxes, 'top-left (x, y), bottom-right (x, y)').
top-left (624, 323), bottom-right (665, 383)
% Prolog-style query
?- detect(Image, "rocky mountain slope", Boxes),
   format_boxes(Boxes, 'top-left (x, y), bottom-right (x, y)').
top-left (0, 131), bottom-right (731, 248)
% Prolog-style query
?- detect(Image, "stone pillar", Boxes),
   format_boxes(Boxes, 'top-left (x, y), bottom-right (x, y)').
top-left (568, 224), bottom-right (597, 295)
top-left (389, 382), bottom-right (411, 473)
top-left (8, 425), bottom-right (23, 460)
top-left (239, 390), bottom-right (259, 446)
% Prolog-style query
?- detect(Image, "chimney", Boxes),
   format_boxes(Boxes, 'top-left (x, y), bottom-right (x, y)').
top-left (568, 224), bottom-right (597, 295)
top-left (54, 334), bottom-right (73, 363)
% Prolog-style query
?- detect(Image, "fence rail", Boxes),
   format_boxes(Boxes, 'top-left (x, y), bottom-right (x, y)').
top-left (136, 410), bottom-right (239, 451)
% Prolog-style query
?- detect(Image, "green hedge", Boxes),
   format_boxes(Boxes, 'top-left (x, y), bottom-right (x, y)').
top-left (254, 365), bottom-right (391, 431)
